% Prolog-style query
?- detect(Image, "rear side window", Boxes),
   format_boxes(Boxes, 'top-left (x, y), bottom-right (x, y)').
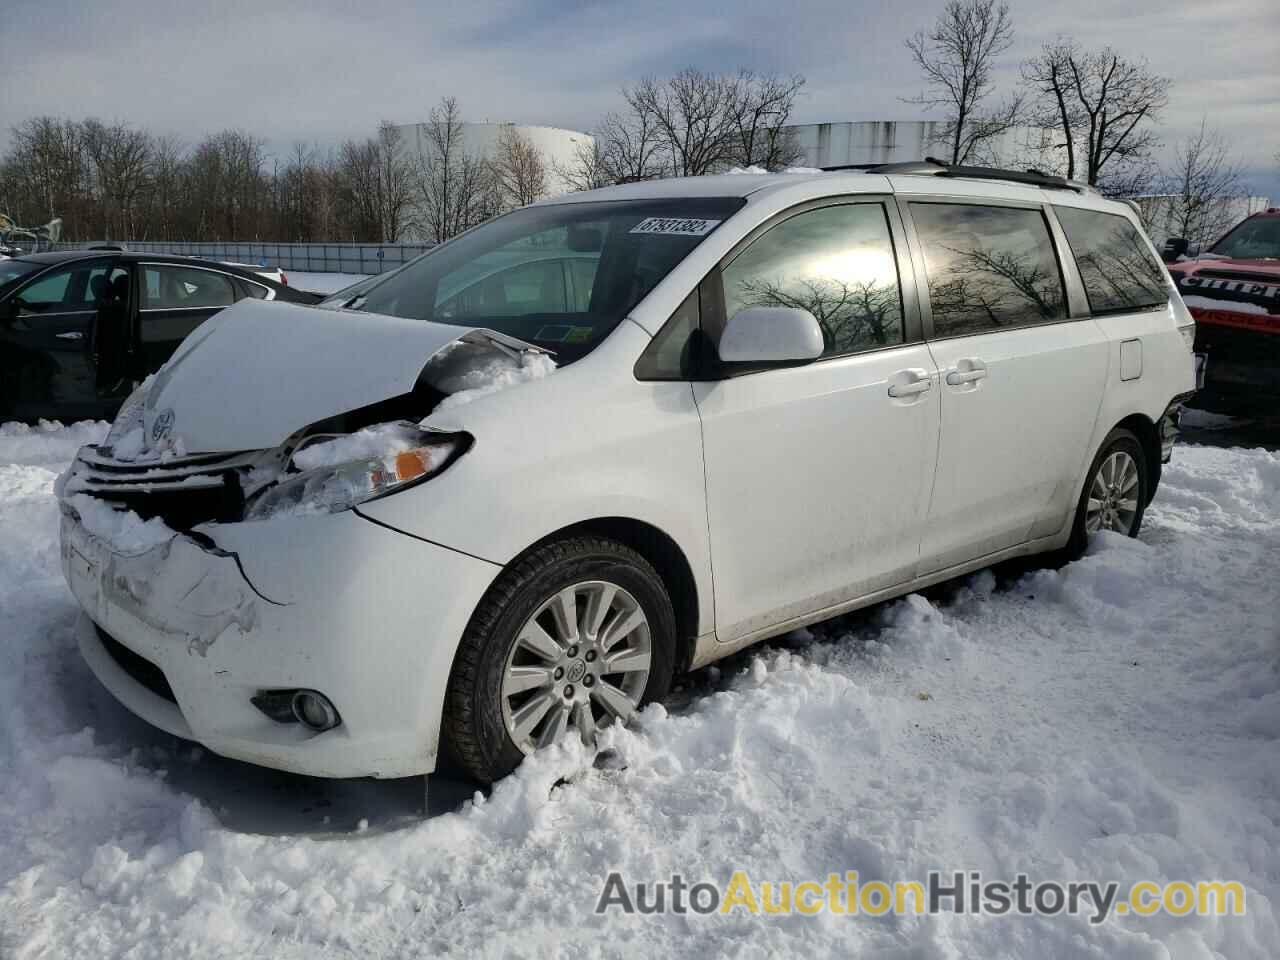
top-left (911, 203), bottom-right (1066, 337)
top-left (1054, 207), bottom-right (1168, 314)
top-left (142, 266), bottom-right (237, 310)
top-left (720, 202), bottom-right (905, 358)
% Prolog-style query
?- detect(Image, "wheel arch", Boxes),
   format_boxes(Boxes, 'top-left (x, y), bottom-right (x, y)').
top-left (511, 517), bottom-right (702, 675)
top-left (1112, 412), bottom-right (1161, 504)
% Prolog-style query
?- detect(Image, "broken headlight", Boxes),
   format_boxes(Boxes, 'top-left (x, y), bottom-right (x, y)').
top-left (244, 426), bottom-right (466, 522)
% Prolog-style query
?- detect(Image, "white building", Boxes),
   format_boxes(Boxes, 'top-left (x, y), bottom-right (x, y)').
top-left (395, 121), bottom-right (592, 198)
top-left (784, 120), bottom-right (1061, 171)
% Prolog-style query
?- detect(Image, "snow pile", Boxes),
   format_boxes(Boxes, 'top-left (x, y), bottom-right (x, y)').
top-left (107, 428), bottom-right (187, 464)
top-left (0, 427), bottom-right (1278, 958)
top-left (65, 493), bottom-right (176, 552)
top-left (725, 165), bottom-right (823, 175)
top-left (0, 419), bottom-right (106, 467)
top-left (291, 423), bottom-right (423, 472)
top-left (432, 349), bottom-right (557, 412)
top-left (1183, 294), bottom-right (1271, 317)
top-left (288, 272), bottom-right (372, 295)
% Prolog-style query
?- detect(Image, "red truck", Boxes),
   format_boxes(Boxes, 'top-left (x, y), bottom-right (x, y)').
top-left (1164, 209), bottom-right (1280, 414)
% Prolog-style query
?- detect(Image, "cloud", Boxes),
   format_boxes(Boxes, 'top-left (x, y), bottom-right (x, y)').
top-left (0, 0), bottom-right (1276, 193)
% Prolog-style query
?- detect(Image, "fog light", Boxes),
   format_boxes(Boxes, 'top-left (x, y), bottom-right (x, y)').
top-left (252, 688), bottom-right (342, 732)
top-left (292, 690), bottom-right (341, 731)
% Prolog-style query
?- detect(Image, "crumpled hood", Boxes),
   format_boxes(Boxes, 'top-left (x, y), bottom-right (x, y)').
top-left (140, 298), bottom-right (537, 453)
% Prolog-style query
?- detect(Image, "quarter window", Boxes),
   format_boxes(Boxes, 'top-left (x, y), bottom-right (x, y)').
top-left (721, 203), bottom-right (905, 358)
top-left (910, 203), bottom-right (1067, 336)
top-left (1054, 207), bottom-right (1168, 313)
top-left (142, 266), bottom-right (237, 310)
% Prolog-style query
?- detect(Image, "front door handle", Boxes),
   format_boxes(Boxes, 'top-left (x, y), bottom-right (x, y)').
top-left (946, 368), bottom-right (986, 385)
top-left (55, 331), bottom-right (84, 341)
top-left (887, 370), bottom-right (933, 398)
top-left (945, 358), bottom-right (988, 386)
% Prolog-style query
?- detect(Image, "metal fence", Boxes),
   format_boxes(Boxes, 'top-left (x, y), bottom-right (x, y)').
top-left (52, 240), bottom-right (435, 274)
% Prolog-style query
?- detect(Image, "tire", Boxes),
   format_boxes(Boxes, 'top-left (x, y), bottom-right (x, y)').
top-left (443, 536), bottom-right (677, 785)
top-left (1063, 427), bottom-right (1149, 560)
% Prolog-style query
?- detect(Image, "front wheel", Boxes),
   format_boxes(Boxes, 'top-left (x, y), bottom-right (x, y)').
top-left (443, 536), bottom-right (676, 784)
top-left (1064, 427), bottom-right (1149, 558)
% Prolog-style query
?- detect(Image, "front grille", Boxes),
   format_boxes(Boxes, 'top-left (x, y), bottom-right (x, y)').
top-left (96, 626), bottom-right (177, 704)
top-left (68, 445), bottom-right (259, 530)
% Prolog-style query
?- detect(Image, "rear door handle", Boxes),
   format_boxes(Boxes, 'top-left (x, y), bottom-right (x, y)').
top-left (887, 370), bottom-right (933, 398)
top-left (945, 358), bottom-right (988, 386)
top-left (55, 331), bottom-right (84, 341)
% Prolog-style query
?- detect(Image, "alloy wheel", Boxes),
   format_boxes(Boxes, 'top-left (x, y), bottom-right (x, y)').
top-left (499, 580), bottom-right (652, 754)
top-left (1085, 450), bottom-right (1140, 535)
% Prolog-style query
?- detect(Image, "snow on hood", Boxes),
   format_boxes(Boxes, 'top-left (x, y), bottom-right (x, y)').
top-left (131, 298), bottom-right (546, 454)
top-left (429, 342), bottom-right (557, 412)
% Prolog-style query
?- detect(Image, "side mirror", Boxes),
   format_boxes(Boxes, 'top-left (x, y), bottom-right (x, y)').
top-left (1161, 237), bottom-right (1189, 263)
top-left (718, 306), bottom-right (824, 364)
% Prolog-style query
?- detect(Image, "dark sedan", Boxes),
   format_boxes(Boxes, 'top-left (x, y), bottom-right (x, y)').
top-left (1, 251), bottom-right (320, 423)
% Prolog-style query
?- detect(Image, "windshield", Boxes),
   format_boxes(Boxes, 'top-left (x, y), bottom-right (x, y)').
top-left (333, 197), bottom-right (745, 363)
top-left (1209, 216), bottom-right (1280, 260)
top-left (318, 272), bottom-right (386, 309)
top-left (0, 259), bottom-right (42, 292)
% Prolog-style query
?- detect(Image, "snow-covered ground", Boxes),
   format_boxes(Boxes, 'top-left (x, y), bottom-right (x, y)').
top-left (288, 272), bottom-right (371, 295)
top-left (1, 421), bottom-right (1277, 958)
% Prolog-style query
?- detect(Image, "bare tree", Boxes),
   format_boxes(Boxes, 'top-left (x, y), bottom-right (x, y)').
top-left (144, 135), bottom-right (186, 241)
top-left (552, 136), bottom-right (612, 192)
top-left (373, 121), bottom-right (416, 241)
top-left (597, 110), bottom-right (664, 182)
top-left (184, 130), bottom-right (268, 239)
top-left (492, 125), bottom-right (548, 209)
top-left (3, 117), bottom-right (91, 236)
top-left (905, 0), bottom-right (1022, 165)
top-left (82, 120), bottom-right (152, 239)
top-left (1156, 120), bottom-right (1245, 247)
top-left (1022, 40), bottom-right (1169, 187)
top-left (728, 71), bottom-right (807, 169)
top-left (336, 136), bottom-right (381, 240)
top-left (628, 69), bottom-right (741, 176)
top-left (415, 97), bottom-right (496, 243)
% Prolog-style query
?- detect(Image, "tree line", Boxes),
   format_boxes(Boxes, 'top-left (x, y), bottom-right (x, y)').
top-left (905, 0), bottom-right (1266, 247)
top-left (0, 1), bottom-right (1265, 249)
top-left (0, 68), bottom-right (807, 246)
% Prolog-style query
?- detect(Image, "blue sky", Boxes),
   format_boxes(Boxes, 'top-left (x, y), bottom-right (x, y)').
top-left (2, 0), bottom-right (1277, 197)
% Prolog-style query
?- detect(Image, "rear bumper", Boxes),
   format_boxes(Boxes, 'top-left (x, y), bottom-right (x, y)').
top-left (61, 503), bottom-right (499, 778)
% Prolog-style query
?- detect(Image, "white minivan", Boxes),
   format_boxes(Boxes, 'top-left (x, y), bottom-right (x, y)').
top-left (59, 164), bottom-right (1197, 784)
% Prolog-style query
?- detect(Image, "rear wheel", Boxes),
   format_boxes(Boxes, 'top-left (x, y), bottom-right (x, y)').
top-left (1064, 427), bottom-right (1148, 559)
top-left (443, 536), bottom-right (676, 784)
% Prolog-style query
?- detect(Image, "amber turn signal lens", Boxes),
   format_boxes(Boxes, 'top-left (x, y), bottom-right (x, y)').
top-left (395, 449), bottom-right (432, 481)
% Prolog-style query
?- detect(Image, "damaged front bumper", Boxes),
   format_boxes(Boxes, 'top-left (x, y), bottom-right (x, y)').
top-left (60, 501), bottom-right (500, 778)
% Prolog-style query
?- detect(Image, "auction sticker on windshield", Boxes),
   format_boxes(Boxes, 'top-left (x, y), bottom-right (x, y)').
top-left (630, 217), bottom-right (721, 236)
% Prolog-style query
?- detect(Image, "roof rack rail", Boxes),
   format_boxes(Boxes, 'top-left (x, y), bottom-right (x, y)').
top-left (820, 157), bottom-right (1092, 194)
top-left (811, 163), bottom-right (885, 172)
